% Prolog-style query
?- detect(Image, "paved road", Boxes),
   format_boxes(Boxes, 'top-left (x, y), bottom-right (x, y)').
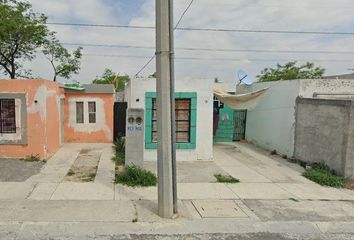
top-left (5, 233), bottom-right (354, 240)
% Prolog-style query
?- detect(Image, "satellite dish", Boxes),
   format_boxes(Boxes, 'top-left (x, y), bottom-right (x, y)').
top-left (238, 70), bottom-right (254, 85)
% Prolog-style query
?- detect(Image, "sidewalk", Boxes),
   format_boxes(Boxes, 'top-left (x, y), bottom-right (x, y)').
top-left (1, 143), bottom-right (354, 239)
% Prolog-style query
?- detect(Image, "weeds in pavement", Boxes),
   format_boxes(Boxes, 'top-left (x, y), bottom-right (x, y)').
top-left (112, 136), bottom-right (125, 166)
top-left (214, 174), bottom-right (240, 183)
top-left (303, 162), bottom-right (345, 188)
top-left (21, 154), bottom-right (43, 162)
top-left (115, 165), bottom-right (157, 187)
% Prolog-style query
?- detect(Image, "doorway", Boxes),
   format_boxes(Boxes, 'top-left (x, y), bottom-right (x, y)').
top-left (113, 102), bottom-right (127, 141)
top-left (233, 110), bottom-right (247, 141)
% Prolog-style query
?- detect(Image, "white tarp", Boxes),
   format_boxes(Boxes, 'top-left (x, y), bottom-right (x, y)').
top-left (214, 87), bottom-right (268, 110)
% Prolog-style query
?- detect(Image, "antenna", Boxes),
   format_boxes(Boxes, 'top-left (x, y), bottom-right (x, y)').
top-left (237, 70), bottom-right (254, 85)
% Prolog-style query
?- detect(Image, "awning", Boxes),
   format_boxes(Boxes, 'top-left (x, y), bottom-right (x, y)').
top-left (214, 87), bottom-right (268, 110)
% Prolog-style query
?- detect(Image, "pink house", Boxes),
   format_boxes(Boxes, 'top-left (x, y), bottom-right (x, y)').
top-left (0, 79), bottom-right (114, 159)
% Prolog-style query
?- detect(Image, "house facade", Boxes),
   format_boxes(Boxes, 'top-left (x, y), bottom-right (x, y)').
top-left (0, 79), bottom-right (114, 159)
top-left (124, 77), bottom-right (214, 161)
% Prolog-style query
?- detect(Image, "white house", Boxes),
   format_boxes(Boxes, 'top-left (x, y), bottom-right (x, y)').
top-left (124, 77), bottom-right (214, 161)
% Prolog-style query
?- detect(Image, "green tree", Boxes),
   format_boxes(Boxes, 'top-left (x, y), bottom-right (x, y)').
top-left (42, 33), bottom-right (83, 81)
top-left (257, 61), bottom-right (325, 82)
top-left (93, 68), bottom-right (130, 92)
top-left (0, 0), bottom-right (48, 78)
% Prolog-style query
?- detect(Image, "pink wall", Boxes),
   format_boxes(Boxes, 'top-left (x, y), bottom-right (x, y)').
top-left (64, 93), bottom-right (114, 143)
top-left (0, 79), bottom-right (63, 159)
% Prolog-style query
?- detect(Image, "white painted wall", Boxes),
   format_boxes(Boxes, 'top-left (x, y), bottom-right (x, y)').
top-left (125, 77), bottom-right (214, 161)
top-left (237, 78), bottom-right (354, 157)
top-left (237, 80), bottom-right (300, 157)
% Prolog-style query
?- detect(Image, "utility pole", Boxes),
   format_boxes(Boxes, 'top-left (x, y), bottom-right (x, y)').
top-left (156, 0), bottom-right (177, 218)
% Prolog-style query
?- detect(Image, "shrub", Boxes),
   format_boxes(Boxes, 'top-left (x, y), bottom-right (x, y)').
top-left (112, 136), bottom-right (125, 166)
top-left (214, 174), bottom-right (240, 183)
top-left (303, 162), bottom-right (345, 188)
top-left (115, 165), bottom-right (157, 187)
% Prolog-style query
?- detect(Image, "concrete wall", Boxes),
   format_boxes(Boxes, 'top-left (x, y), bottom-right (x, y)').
top-left (294, 98), bottom-right (354, 179)
top-left (125, 78), bottom-right (214, 161)
top-left (237, 80), bottom-right (300, 157)
top-left (300, 79), bottom-right (354, 99)
top-left (64, 93), bottom-right (114, 143)
top-left (0, 79), bottom-right (63, 159)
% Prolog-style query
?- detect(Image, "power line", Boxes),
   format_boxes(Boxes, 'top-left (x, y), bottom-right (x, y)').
top-left (63, 42), bottom-right (354, 55)
top-left (83, 53), bottom-right (354, 63)
top-left (46, 22), bottom-right (154, 29)
top-left (46, 22), bottom-right (354, 36)
top-left (177, 27), bottom-right (354, 35)
top-left (175, 0), bottom-right (195, 28)
top-left (133, 0), bottom-right (195, 77)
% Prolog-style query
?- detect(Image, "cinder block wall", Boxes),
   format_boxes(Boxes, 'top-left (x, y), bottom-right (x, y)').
top-left (294, 98), bottom-right (354, 179)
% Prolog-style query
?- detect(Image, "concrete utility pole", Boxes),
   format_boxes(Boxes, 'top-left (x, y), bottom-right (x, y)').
top-left (155, 0), bottom-right (177, 218)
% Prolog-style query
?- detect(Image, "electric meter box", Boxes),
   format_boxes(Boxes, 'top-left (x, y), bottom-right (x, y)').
top-left (125, 108), bottom-right (144, 167)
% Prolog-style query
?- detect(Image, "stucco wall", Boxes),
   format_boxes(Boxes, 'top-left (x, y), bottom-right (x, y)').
top-left (294, 98), bottom-right (354, 179)
top-left (0, 79), bottom-right (63, 159)
top-left (64, 93), bottom-right (114, 143)
top-left (300, 79), bottom-right (354, 99)
top-left (125, 78), bottom-right (213, 161)
top-left (237, 80), bottom-right (300, 157)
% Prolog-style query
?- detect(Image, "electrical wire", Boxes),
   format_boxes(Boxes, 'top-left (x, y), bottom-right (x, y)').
top-left (46, 22), bottom-right (354, 36)
top-left (63, 42), bottom-right (354, 55)
top-left (83, 54), bottom-right (354, 63)
top-left (133, 0), bottom-right (195, 77)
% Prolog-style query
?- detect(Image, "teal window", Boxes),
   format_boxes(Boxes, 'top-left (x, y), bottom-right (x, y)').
top-left (145, 92), bottom-right (197, 149)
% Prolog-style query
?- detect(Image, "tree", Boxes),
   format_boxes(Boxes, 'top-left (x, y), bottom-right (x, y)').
top-left (257, 61), bottom-right (325, 82)
top-left (42, 33), bottom-right (83, 81)
top-left (0, 0), bottom-right (48, 79)
top-left (93, 68), bottom-right (130, 92)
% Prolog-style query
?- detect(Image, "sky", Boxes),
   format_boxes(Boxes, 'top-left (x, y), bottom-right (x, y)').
top-left (3, 0), bottom-right (354, 84)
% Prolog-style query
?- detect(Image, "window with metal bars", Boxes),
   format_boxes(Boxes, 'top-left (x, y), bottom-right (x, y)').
top-left (151, 98), bottom-right (191, 143)
top-left (0, 99), bottom-right (16, 134)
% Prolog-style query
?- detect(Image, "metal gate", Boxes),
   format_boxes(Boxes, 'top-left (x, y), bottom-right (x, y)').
top-left (233, 110), bottom-right (247, 141)
top-left (113, 102), bottom-right (127, 141)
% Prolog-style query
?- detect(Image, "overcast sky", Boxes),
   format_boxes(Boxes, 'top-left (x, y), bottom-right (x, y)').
top-left (4, 0), bottom-right (354, 84)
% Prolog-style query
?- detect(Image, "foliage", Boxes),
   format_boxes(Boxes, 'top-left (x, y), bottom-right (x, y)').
top-left (21, 154), bottom-right (41, 162)
top-left (303, 162), bottom-right (345, 188)
top-left (214, 174), bottom-right (240, 183)
top-left (115, 165), bottom-right (157, 187)
top-left (112, 136), bottom-right (125, 166)
top-left (93, 68), bottom-right (130, 92)
top-left (0, 0), bottom-right (49, 78)
top-left (257, 61), bottom-right (325, 82)
top-left (42, 33), bottom-right (82, 81)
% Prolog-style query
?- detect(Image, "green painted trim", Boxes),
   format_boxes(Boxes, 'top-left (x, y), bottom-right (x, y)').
top-left (145, 92), bottom-right (197, 150)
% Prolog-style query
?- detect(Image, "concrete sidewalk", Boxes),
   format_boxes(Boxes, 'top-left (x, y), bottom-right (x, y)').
top-left (1, 142), bottom-right (354, 239)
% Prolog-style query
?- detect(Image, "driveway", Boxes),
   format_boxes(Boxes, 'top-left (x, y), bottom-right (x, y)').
top-left (0, 158), bottom-right (45, 182)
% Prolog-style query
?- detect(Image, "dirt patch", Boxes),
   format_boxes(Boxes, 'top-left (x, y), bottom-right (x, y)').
top-left (0, 158), bottom-right (45, 182)
top-left (64, 149), bottom-right (101, 182)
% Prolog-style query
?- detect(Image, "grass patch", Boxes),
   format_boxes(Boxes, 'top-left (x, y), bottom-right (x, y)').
top-left (112, 136), bottom-right (125, 166)
top-left (214, 174), bottom-right (240, 183)
top-left (302, 162), bottom-right (345, 188)
top-left (115, 165), bottom-right (157, 187)
top-left (21, 154), bottom-right (43, 162)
